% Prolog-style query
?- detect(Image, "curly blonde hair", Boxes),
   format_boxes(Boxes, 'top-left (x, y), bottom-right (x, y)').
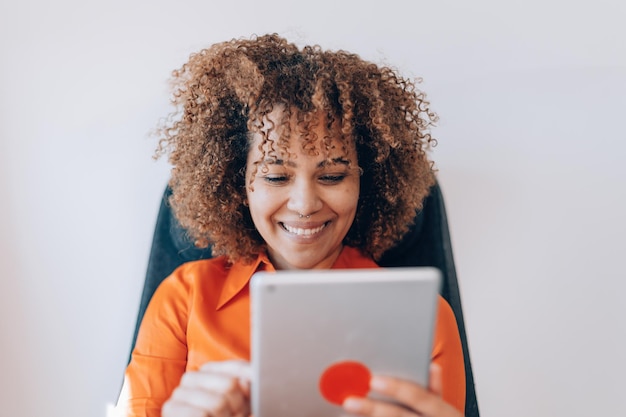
top-left (155, 33), bottom-right (438, 264)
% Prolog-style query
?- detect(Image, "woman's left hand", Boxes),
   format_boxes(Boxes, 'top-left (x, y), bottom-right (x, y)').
top-left (342, 364), bottom-right (464, 417)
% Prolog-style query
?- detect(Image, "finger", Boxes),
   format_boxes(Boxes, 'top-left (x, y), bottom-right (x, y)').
top-left (223, 389), bottom-right (251, 417)
top-left (237, 376), bottom-right (252, 397)
top-left (218, 386), bottom-right (249, 417)
top-left (169, 388), bottom-right (250, 417)
top-left (162, 397), bottom-right (214, 417)
top-left (343, 396), bottom-right (416, 417)
top-left (369, 376), bottom-right (449, 417)
top-left (428, 364), bottom-right (443, 397)
top-left (200, 361), bottom-right (252, 394)
top-left (177, 372), bottom-right (250, 415)
top-left (180, 369), bottom-right (241, 394)
top-left (168, 386), bottom-right (234, 417)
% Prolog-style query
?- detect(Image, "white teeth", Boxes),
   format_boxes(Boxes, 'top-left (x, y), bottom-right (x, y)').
top-left (282, 223), bottom-right (326, 236)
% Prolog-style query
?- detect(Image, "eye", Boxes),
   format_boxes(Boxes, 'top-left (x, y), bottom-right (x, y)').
top-left (263, 174), bottom-right (290, 185)
top-left (319, 174), bottom-right (347, 184)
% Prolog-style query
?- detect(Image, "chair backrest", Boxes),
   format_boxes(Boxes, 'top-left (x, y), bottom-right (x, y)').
top-left (129, 181), bottom-right (479, 417)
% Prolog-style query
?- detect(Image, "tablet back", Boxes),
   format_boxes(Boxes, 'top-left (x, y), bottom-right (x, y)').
top-left (250, 267), bottom-right (441, 417)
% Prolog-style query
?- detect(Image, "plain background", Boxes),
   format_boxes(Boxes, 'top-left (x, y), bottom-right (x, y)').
top-left (1, 1), bottom-right (624, 416)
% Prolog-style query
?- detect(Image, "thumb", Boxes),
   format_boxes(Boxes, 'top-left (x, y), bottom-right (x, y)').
top-left (429, 363), bottom-right (444, 397)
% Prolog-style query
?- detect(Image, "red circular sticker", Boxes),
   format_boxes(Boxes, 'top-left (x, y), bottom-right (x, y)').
top-left (319, 360), bottom-right (371, 405)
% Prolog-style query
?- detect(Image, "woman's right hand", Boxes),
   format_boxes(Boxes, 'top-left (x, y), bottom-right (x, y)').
top-left (162, 360), bottom-right (252, 417)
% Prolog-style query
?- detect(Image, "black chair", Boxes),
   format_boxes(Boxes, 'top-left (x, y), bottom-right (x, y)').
top-left (129, 181), bottom-right (479, 417)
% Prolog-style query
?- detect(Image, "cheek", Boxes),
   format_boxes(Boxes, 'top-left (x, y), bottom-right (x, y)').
top-left (247, 188), bottom-right (278, 220)
top-left (337, 184), bottom-right (360, 216)
top-left (349, 179), bottom-right (361, 207)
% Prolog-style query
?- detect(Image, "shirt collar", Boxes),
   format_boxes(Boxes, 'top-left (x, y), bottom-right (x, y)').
top-left (215, 246), bottom-right (377, 310)
top-left (216, 252), bottom-right (274, 310)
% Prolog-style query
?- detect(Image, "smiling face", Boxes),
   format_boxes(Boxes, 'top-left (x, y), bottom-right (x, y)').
top-left (245, 109), bottom-right (360, 270)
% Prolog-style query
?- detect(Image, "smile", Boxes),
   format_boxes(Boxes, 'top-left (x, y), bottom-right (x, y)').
top-left (280, 222), bottom-right (328, 236)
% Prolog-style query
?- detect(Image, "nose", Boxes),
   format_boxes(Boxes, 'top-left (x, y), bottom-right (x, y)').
top-left (286, 178), bottom-right (323, 217)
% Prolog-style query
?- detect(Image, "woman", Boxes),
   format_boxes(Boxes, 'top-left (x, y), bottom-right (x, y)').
top-left (117, 33), bottom-right (466, 417)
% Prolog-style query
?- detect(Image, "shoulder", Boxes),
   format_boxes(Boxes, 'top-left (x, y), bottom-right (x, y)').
top-left (436, 296), bottom-right (458, 328)
top-left (432, 296), bottom-right (462, 358)
top-left (148, 256), bottom-right (232, 310)
top-left (163, 256), bottom-right (231, 288)
top-left (434, 296), bottom-right (460, 342)
top-left (432, 296), bottom-right (466, 412)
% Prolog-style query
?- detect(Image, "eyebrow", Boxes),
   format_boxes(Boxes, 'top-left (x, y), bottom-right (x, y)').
top-left (264, 157), bottom-right (351, 168)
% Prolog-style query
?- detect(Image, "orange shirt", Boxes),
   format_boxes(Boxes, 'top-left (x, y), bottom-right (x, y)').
top-left (118, 246), bottom-right (465, 416)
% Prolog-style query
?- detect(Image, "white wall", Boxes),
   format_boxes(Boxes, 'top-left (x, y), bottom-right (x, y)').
top-left (1, 1), bottom-right (624, 416)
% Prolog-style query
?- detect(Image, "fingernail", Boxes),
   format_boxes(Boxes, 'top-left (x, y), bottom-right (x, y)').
top-left (370, 376), bottom-right (387, 390)
top-left (343, 398), bottom-right (362, 412)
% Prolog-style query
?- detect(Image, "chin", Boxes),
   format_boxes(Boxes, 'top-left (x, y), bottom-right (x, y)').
top-left (287, 250), bottom-right (339, 270)
top-left (286, 259), bottom-right (320, 270)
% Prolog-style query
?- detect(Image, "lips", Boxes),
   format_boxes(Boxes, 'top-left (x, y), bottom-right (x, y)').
top-left (280, 222), bottom-right (328, 236)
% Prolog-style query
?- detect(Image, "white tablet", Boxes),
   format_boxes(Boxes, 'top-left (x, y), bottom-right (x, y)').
top-left (250, 267), bottom-right (441, 417)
